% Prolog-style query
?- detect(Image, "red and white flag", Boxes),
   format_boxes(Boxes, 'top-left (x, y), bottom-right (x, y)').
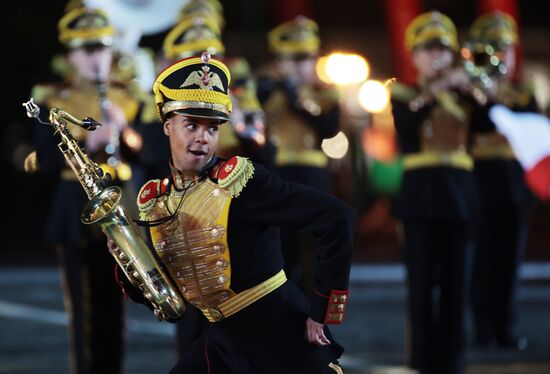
top-left (490, 104), bottom-right (550, 202)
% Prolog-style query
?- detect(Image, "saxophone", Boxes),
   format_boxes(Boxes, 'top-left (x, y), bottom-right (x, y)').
top-left (22, 98), bottom-right (185, 321)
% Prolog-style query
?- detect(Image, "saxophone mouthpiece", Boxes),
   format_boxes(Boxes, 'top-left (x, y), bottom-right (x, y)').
top-left (22, 98), bottom-right (40, 118)
top-left (81, 117), bottom-right (102, 131)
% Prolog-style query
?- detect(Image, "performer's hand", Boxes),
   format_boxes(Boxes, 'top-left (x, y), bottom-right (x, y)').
top-left (305, 317), bottom-right (330, 346)
top-left (106, 237), bottom-right (118, 255)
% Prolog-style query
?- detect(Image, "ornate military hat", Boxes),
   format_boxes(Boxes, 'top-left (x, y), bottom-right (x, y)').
top-left (268, 15), bottom-right (321, 57)
top-left (179, 0), bottom-right (225, 30)
top-left (163, 16), bottom-right (225, 61)
top-left (58, 7), bottom-right (115, 48)
top-left (153, 52), bottom-right (232, 122)
top-left (405, 11), bottom-right (458, 52)
top-left (469, 10), bottom-right (518, 48)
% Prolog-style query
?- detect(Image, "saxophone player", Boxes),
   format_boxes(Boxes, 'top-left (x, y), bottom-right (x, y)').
top-left (390, 11), bottom-right (487, 374)
top-left (109, 52), bottom-right (355, 374)
top-left (467, 10), bottom-right (541, 352)
top-left (24, 5), bottom-right (144, 373)
top-left (160, 5), bottom-right (278, 357)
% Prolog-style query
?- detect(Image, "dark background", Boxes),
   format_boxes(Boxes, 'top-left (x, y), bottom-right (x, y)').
top-left (3, 0), bottom-right (550, 264)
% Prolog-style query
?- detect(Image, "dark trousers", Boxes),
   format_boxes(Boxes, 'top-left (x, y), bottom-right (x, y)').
top-left (176, 305), bottom-right (207, 359)
top-left (402, 220), bottom-right (472, 374)
top-left (170, 282), bottom-right (342, 374)
top-left (470, 202), bottom-right (531, 344)
top-left (58, 228), bottom-right (125, 374)
top-left (50, 182), bottom-right (125, 374)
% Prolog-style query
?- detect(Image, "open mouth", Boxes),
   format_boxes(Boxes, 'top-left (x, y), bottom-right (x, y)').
top-left (189, 149), bottom-right (207, 157)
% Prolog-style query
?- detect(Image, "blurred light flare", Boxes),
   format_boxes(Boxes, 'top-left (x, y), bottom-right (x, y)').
top-left (317, 53), bottom-right (369, 85)
top-left (321, 131), bottom-right (349, 159)
top-left (358, 80), bottom-right (390, 113)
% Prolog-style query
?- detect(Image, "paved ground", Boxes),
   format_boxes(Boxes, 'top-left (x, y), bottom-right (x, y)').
top-left (1, 263), bottom-right (550, 374)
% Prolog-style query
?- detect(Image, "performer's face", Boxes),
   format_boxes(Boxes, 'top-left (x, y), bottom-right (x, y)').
top-left (164, 114), bottom-right (221, 172)
top-left (67, 45), bottom-right (113, 82)
top-left (412, 44), bottom-right (454, 80)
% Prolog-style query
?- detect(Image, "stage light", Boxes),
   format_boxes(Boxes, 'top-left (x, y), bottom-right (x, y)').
top-left (320, 53), bottom-right (369, 85)
top-left (358, 80), bottom-right (390, 113)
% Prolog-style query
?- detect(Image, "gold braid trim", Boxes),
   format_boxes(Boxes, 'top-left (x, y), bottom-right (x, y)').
top-left (59, 27), bottom-right (114, 44)
top-left (218, 157), bottom-right (254, 197)
top-left (329, 362), bottom-right (344, 374)
top-left (157, 86), bottom-right (232, 107)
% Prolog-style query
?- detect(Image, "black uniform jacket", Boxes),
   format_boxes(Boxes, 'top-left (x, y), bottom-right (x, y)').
top-left (391, 87), bottom-right (484, 222)
top-left (471, 94), bottom-right (539, 206)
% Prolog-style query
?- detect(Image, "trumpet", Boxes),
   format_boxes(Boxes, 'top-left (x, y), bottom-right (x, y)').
top-left (22, 98), bottom-right (185, 321)
top-left (460, 40), bottom-right (507, 89)
top-left (409, 62), bottom-right (487, 120)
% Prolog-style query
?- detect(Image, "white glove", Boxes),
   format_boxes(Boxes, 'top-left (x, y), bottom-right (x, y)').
top-left (489, 104), bottom-right (550, 170)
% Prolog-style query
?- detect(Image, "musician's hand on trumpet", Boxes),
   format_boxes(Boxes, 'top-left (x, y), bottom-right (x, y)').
top-left (427, 68), bottom-right (472, 97)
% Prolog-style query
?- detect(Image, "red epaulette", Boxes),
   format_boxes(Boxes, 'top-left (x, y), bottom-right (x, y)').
top-left (137, 178), bottom-right (170, 213)
top-left (212, 156), bottom-right (255, 197)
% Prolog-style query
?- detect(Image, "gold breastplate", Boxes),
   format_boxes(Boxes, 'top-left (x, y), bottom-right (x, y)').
top-left (420, 95), bottom-right (471, 153)
top-left (264, 88), bottom-right (328, 167)
top-left (471, 131), bottom-right (515, 159)
top-left (148, 180), bottom-right (236, 309)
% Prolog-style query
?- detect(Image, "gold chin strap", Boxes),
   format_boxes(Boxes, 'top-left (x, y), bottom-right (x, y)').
top-left (329, 362), bottom-right (344, 374)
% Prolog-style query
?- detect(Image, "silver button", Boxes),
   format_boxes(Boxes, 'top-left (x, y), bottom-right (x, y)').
top-left (158, 201), bottom-right (165, 209)
top-left (181, 285), bottom-right (187, 292)
top-left (216, 260), bottom-right (226, 269)
top-left (176, 271), bottom-right (181, 277)
top-left (159, 241), bottom-right (167, 249)
top-left (212, 189), bottom-right (220, 197)
top-left (217, 275), bottom-right (226, 284)
top-left (213, 245), bottom-right (221, 253)
top-left (211, 228), bottom-right (219, 236)
top-left (167, 256), bottom-right (173, 263)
